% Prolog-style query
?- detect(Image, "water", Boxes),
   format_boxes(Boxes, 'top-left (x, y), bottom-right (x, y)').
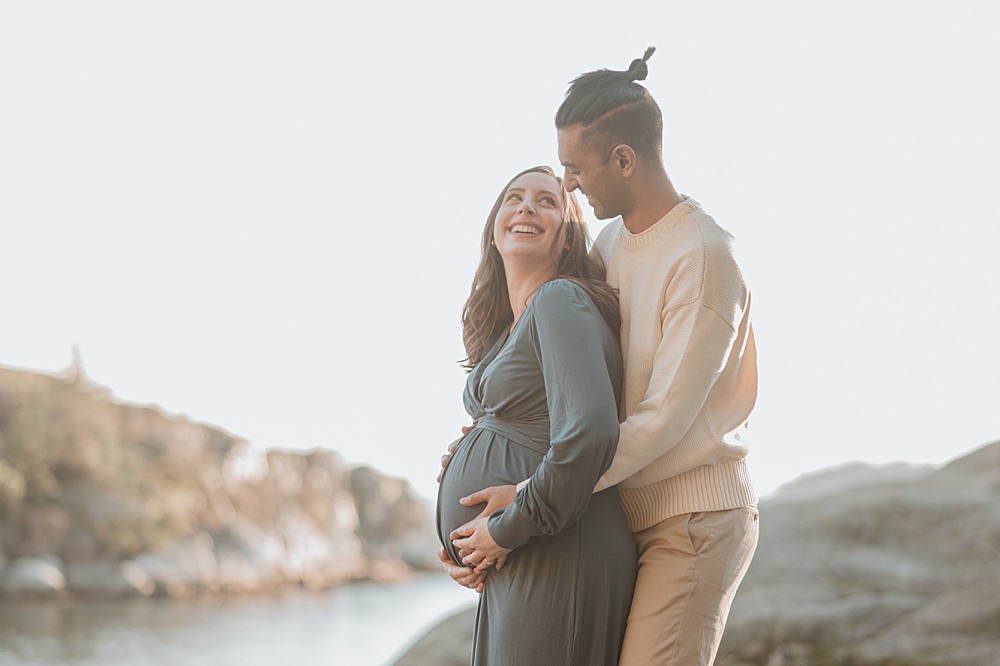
top-left (0, 574), bottom-right (478, 666)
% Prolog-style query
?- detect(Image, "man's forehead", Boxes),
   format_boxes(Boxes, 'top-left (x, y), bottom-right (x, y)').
top-left (557, 127), bottom-right (582, 157)
top-left (559, 126), bottom-right (596, 162)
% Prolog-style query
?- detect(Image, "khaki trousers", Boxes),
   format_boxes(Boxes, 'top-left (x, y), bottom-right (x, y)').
top-left (618, 506), bottom-right (759, 666)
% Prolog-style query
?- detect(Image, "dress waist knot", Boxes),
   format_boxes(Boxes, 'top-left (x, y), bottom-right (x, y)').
top-left (474, 415), bottom-right (549, 456)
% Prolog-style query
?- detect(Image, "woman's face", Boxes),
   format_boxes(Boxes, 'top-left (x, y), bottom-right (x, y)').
top-left (492, 171), bottom-right (565, 270)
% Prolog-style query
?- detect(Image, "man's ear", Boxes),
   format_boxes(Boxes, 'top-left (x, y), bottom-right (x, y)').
top-left (612, 144), bottom-right (637, 177)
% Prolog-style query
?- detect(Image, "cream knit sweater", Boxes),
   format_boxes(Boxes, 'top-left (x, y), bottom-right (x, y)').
top-left (592, 198), bottom-right (758, 532)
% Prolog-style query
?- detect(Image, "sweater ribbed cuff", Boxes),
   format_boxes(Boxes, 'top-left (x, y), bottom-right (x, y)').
top-left (617, 457), bottom-right (757, 533)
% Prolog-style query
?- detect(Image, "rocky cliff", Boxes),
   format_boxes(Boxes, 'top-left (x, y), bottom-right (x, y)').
top-left (716, 439), bottom-right (1000, 665)
top-left (394, 440), bottom-right (1000, 666)
top-left (0, 366), bottom-right (440, 599)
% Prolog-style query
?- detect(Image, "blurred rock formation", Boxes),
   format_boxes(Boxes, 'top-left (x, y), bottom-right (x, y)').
top-left (0, 366), bottom-right (439, 599)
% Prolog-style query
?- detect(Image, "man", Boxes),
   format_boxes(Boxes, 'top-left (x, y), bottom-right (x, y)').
top-left (442, 48), bottom-right (759, 665)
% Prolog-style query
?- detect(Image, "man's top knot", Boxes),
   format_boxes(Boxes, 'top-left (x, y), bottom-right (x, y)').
top-left (626, 46), bottom-right (656, 82)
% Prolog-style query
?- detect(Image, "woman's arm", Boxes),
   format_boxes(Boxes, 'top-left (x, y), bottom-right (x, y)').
top-left (451, 281), bottom-right (621, 563)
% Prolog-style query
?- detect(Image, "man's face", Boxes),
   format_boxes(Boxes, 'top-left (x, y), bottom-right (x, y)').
top-left (557, 125), bottom-right (624, 220)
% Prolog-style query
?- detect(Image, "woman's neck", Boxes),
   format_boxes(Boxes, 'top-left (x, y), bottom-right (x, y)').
top-left (505, 260), bottom-right (554, 330)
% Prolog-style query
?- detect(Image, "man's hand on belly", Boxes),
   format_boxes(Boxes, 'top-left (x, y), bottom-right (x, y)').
top-left (461, 484), bottom-right (517, 519)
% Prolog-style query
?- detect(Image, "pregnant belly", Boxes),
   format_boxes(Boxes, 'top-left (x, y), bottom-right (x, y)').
top-left (436, 427), bottom-right (542, 566)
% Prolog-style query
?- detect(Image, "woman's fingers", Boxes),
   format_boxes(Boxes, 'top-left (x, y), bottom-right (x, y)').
top-left (437, 425), bottom-right (473, 483)
top-left (474, 556), bottom-right (497, 572)
top-left (439, 547), bottom-right (489, 590)
top-left (449, 521), bottom-right (475, 542)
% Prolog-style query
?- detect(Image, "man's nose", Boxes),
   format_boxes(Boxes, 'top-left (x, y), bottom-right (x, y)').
top-left (563, 171), bottom-right (579, 192)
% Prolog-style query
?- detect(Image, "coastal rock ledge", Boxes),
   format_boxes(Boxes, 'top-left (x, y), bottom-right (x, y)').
top-left (0, 365), bottom-right (439, 599)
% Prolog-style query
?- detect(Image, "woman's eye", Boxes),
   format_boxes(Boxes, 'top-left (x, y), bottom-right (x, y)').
top-left (541, 197), bottom-right (556, 205)
top-left (506, 193), bottom-right (522, 202)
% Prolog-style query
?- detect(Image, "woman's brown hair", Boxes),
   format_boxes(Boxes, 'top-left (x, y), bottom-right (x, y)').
top-left (461, 166), bottom-right (620, 368)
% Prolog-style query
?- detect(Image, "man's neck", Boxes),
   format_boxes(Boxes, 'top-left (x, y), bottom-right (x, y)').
top-left (621, 172), bottom-right (684, 235)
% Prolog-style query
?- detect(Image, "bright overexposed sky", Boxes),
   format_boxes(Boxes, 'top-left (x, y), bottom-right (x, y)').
top-left (2, 2), bottom-right (998, 502)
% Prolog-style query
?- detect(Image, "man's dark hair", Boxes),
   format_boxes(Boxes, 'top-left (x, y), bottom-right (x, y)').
top-left (555, 47), bottom-right (663, 159)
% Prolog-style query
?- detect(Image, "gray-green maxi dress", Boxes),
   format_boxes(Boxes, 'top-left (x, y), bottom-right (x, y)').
top-left (437, 280), bottom-right (637, 665)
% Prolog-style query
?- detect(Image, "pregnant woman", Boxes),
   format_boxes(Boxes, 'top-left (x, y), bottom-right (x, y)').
top-left (436, 166), bottom-right (637, 665)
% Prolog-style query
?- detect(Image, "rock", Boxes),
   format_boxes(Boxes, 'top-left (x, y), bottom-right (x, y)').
top-left (65, 559), bottom-right (155, 597)
top-left (0, 365), bottom-right (446, 599)
top-left (769, 461), bottom-right (933, 504)
top-left (717, 439), bottom-right (1000, 666)
top-left (211, 518), bottom-right (287, 592)
top-left (8, 504), bottom-right (72, 557)
top-left (763, 643), bottom-right (816, 666)
top-left (351, 466), bottom-right (440, 572)
top-left (1, 556), bottom-right (67, 595)
top-left (132, 531), bottom-right (219, 597)
top-left (393, 606), bottom-right (476, 666)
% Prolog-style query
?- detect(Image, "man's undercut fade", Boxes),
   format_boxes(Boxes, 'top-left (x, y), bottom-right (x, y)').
top-left (555, 47), bottom-right (663, 160)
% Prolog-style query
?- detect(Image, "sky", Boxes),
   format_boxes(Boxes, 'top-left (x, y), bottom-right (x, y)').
top-left (2, 2), bottom-right (998, 503)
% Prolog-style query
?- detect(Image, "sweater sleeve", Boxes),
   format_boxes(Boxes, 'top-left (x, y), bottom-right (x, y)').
top-left (594, 244), bottom-right (748, 491)
top-left (487, 281), bottom-right (621, 549)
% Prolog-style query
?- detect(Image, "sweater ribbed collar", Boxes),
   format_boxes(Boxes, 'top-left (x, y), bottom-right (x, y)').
top-left (615, 196), bottom-right (701, 249)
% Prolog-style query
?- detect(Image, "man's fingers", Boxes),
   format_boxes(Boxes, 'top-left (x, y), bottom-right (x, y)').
top-left (494, 553), bottom-right (508, 570)
top-left (460, 485), bottom-right (516, 514)
top-left (460, 489), bottom-right (486, 507)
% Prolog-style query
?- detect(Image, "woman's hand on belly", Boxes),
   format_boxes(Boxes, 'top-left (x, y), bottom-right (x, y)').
top-left (436, 424), bottom-right (474, 484)
top-left (450, 518), bottom-right (513, 571)
top-left (437, 547), bottom-right (486, 593)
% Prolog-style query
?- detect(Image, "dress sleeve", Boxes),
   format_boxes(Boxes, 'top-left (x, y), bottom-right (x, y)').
top-left (487, 281), bottom-right (621, 550)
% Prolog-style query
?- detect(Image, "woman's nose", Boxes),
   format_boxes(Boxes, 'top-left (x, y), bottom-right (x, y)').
top-left (518, 199), bottom-right (535, 214)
